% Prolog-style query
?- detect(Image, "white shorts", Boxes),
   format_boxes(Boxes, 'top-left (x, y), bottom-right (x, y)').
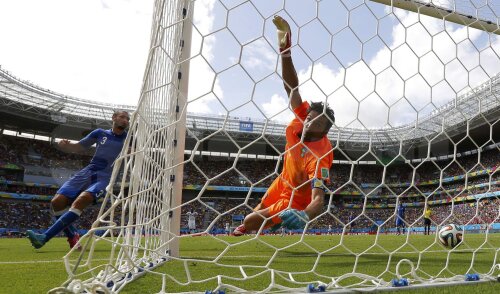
top-left (188, 221), bottom-right (196, 230)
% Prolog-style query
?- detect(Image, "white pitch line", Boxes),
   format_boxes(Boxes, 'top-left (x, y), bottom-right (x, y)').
top-left (2, 248), bottom-right (495, 264)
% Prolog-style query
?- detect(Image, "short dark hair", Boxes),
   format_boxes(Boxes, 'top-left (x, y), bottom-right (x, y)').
top-left (307, 101), bottom-right (335, 132)
top-left (113, 110), bottom-right (129, 117)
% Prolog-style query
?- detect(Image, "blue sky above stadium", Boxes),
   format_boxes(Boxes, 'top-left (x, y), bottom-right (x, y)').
top-left (0, 0), bottom-right (499, 129)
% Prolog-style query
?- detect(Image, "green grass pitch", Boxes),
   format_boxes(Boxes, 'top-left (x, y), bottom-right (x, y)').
top-left (1, 234), bottom-right (499, 293)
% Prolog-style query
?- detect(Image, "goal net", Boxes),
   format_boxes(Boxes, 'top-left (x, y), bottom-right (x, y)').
top-left (52, 0), bottom-right (499, 293)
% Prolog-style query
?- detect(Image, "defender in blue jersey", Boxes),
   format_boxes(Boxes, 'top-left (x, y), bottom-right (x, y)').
top-left (27, 111), bottom-right (129, 249)
top-left (396, 204), bottom-right (406, 235)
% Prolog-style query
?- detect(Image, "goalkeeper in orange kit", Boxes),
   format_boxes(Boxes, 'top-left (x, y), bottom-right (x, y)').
top-left (234, 16), bottom-right (335, 235)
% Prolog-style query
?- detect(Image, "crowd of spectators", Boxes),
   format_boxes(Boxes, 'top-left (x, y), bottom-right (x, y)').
top-left (183, 159), bottom-right (278, 187)
top-left (182, 149), bottom-right (499, 188)
top-left (0, 174), bottom-right (21, 181)
top-left (0, 135), bottom-right (25, 164)
top-left (0, 133), bottom-right (498, 234)
top-left (0, 181), bottom-right (59, 195)
top-left (0, 134), bottom-right (91, 170)
top-left (0, 198), bottom-right (98, 231)
top-left (4, 196), bottom-right (496, 233)
top-left (1, 133), bottom-right (498, 191)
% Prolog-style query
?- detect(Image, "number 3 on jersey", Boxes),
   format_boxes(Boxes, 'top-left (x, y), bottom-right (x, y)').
top-left (101, 136), bottom-right (108, 145)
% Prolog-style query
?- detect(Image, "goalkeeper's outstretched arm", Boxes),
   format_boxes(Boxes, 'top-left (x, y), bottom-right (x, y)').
top-left (278, 187), bottom-right (325, 230)
top-left (273, 15), bottom-right (302, 110)
top-left (304, 188), bottom-right (325, 220)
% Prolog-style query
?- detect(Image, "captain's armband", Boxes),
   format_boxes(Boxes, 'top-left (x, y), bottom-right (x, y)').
top-left (311, 178), bottom-right (327, 193)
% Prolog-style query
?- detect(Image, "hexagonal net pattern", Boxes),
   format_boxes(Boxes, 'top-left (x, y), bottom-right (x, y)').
top-left (52, 1), bottom-right (500, 293)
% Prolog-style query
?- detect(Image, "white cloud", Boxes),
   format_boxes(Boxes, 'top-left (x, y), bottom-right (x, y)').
top-left (187, 0), bottom-right (223, 114)
top-left (280, 4), bottom-right (499, 130)
top-left (327, 6), bottom-right (500, 128)
top-left (292, 57), bottom-right (393, 128)
top-left (0, 0), bottom-right (153, 106)
top-left (0, 0), bottom-right (498, 127)
top-left (240, 39), bottom-right (275, 71)
top-left (261, 94), bottom-right (294, 122)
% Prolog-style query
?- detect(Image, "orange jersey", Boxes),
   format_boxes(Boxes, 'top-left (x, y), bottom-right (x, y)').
top-left (264, 101), bottom-right (333, 211)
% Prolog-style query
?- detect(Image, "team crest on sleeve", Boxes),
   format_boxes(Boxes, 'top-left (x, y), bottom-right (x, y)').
top-left (321, 167), bottom-right (329, 179)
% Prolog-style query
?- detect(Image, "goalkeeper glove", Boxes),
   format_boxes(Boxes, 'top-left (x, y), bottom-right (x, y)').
top-left (269, 222), bottom-right (282, 232)
top-left (279, 209), bottom-right (309, 230)
top-left (272, 15), bottom-right (292, 55)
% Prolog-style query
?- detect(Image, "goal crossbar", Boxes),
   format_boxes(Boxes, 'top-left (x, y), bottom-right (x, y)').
top-left (370, 0), bottom-right (500, 34)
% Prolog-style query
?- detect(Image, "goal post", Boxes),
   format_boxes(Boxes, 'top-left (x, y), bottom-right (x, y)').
top-left (121, 0), bottom-right (192, 262)
top-left (51, 1), bottom-right (193, 293)
top-left (51, 0), bottom-right (500, 293)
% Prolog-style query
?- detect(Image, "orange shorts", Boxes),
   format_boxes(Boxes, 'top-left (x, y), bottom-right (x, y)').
top-left (260, 180), bottom-right (309, 224)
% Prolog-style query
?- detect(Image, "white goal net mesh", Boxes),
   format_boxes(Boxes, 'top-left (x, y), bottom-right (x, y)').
top-left (53, 0), bottom-right (499, 293)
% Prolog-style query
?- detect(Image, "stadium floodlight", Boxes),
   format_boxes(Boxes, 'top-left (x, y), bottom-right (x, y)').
top-left (51, 0), bottom-right (499, 293)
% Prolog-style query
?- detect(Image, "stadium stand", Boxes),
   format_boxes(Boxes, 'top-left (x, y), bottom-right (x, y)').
top-left (0, 132), bottom-right (498, 236)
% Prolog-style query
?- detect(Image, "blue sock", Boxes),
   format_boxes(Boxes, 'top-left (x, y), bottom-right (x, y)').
top-left (55, 215), bottom-right (76, 238)
top-left (45, 210), bottom-right (81, 241)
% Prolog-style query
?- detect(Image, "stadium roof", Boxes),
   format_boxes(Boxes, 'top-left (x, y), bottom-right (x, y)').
top-left (0, 68), bottom-right (135, 123)
top-left (0, 67), bottom-right (498, 147)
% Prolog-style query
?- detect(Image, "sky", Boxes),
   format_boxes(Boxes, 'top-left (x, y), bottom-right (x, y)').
top-left (0, 0), bottom-right (499, 129)
top-left (0, 0), bottom-right (153, 106)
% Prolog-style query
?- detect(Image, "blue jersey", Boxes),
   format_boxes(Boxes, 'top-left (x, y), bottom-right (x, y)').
top-left (397, 205), bottom-right (405, 218)
top-left (396, 205), bottom-right (405, 225)
top-left (79, 129), bottom-right (127, 173)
